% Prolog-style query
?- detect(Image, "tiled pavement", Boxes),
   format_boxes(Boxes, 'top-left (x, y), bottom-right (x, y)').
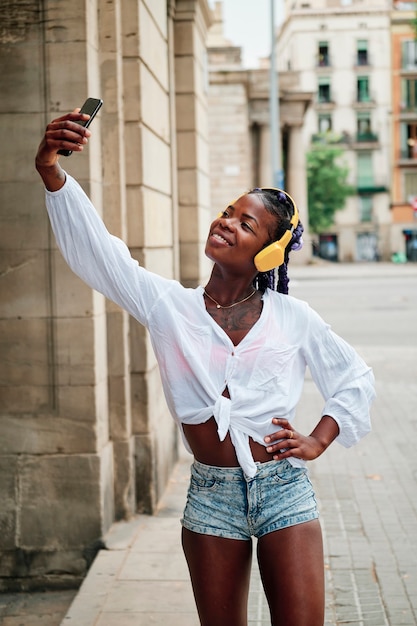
top-left (1, 262), bottom-right (416, 625)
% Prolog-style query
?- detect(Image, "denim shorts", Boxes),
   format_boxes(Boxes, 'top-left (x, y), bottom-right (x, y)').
top-left (181, 459), bottom-right (319, 540)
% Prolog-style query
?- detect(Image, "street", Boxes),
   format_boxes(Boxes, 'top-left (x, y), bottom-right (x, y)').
top-left (290, 261), bottom-right (417, 625)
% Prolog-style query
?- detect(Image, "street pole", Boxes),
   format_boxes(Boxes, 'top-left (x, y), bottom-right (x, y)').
top-left (269, 0), bottom-right (284, 189)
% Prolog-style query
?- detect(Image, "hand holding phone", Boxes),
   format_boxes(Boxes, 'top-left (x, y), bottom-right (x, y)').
top-left (58, 97), bottom-right (103, 156)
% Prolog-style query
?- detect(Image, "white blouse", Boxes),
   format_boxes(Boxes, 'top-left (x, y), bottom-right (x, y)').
top-left (45, 174), bottom-right (375, 477)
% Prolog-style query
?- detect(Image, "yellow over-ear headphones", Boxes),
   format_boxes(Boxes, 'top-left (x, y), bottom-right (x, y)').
top-left (217, 187), bottom-right (299, 273)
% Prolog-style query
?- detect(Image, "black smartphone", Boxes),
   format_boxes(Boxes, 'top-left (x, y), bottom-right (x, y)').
top-left (58, 97), bottom-right (103, 157)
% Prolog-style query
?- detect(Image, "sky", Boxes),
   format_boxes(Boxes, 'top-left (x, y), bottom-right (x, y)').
top-left (208, 0), bottom-right (284, 68)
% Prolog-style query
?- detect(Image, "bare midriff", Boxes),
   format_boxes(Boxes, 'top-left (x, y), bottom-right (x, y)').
top-left (182, 417), bottom-right (273, 467)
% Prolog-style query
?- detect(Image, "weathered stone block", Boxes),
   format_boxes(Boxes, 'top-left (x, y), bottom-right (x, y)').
top-left (177, 130), bottom-right (197, 169)
top-left (1, 113), bottom-right (50, 182)
top-left (0, 414), bottom-right (97, 456)
top-left (54, 317), bottom-right (100, 387)
top-left (122, 57), bottom-right (141, 122)
top-left (0, 456), bottom-right (18, 550)
top-left (178, 168), bottom-right (197, 207)
top-left (0, 249), bottom-right (50, 318)
top-left (0, 318), bottom-right (50, 387)
top-left (141, 247), bottom-right (175, 278)
top-left (139, 2), bottom-right (169, 91)
top-left (146, 0), bottom-right (167, 40)
top-left (109, 375), bottom-right (131, 440)
top-left (112, 438), bottom-right (136, 520)
top-left (134, 432), bottom-right (155, 513)
top-left (0, 42), bottom-right (44, 113)
top-left (130, 371), bottom-right (148, 432)
top-left (56, 383), bottom-right (102, 422)
top-left (45, 41), bottom-right (88, 109)
top-left (175, 55), bottom-right (196, 93)
top-left (125, 123), bottom-right (143, 187)
top-left (140, 62), bottom-right (170, 143)
top-left (142, 188), bottom-right (173, 248)
top-left (140, 126), bottom-right (171, 194)
top-left (106, 310), bottom-right (129, 377)
top-left (174, 21), bottom-right (195, 56)
top-left (176, 93), bottom-right (196, 131)
top-left (121, 0), bottom-right (139, 57)
top-left (44, 0), bottom-right (87, 44)
top-left (0, 182), bottom-right (49, 251)
top-left (19, 448), bottom-right (113, 550)
top-left (0, 384), bottom-right (51, 415)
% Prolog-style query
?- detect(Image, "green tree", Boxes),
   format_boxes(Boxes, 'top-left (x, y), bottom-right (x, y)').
top-left (307, 141), bottom-right (354, 234)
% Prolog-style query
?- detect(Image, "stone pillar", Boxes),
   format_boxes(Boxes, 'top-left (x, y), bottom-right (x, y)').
top-left (120, 0), bottom-right (179, 513)
top-left (286, 124), bottom-right (311, 264)
top-left (174, 0), bottom-right (213, 287)
top-left (99, 0), bottom-right (136, 520)
top-left (258, 124), bottom-right (273, 186)
top-left (0, 0), bottom-right (115, 587)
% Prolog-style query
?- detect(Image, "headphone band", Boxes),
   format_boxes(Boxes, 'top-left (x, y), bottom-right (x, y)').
top-left (251, 187), bottom-right (300, 272)
top-left (253, 187), bottom-right (299, 231)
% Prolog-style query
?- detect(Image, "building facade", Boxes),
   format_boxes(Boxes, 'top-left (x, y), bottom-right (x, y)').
top-left (391, 1), bottom-right (417, 260)
top-left (278, 0), bottom-right (393, 261)
top-left (0, 0), bottom-right (213, 589)
top-left (207, 2), bottom-right (313, 265)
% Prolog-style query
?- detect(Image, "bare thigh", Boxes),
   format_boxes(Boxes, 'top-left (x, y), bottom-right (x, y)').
top-left (182, 527), bottom-right (253, 626)
top-left (257, 519), bottom-right (325, 626)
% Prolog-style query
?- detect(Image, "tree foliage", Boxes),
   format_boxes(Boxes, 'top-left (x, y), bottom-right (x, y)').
top-left (307, 141), bottom-right (354, 234)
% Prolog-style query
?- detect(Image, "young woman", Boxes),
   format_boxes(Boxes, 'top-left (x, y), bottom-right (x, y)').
top-left (35, 111), bottom-right (375, 626)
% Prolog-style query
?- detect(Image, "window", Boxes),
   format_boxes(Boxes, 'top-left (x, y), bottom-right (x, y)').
top-left (404, 171), bottom-right (417, 201)
top-left (356, 111), bottom-right (374, 141)
top-left (357, 76), bottom-right (370, 102)
top-left (400, 122), bottom-right (417, 159)
top-left (318, 76), bottom-right (331, 103)
top-left (318, 41), bottom-right (330, 66)
top-left (402, 40), bottom-right (417, 70)
top-left (401, 78), bottom-right (417, 112)
top-left (357, 40), bottom-right (368, 66)
top-left (318, 113), bottom-right (332, 133)
top-left (357, 152), bottom-right (373, 187)
top-left (359, 196), bottom-right (372, 222)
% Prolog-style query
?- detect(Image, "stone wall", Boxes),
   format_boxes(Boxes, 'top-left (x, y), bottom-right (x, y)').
top-left (0, 0), bottom-right (212, 589)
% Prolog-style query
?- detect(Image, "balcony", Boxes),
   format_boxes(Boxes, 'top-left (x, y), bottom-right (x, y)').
top-left (357, 176), bottom-right (387, 194)
top-left (357, 132), bottom-right (378, 142)
top-left (312, 131), bottom-right (379, 149)
top-left (398, 148), bottom-right (417, 164)
top-left (311, 132), bottom-right (350, 145)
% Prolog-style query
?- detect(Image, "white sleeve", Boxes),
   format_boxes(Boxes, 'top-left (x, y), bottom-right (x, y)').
top-left (302, 305), bottom-right (375, 447)
top-left (45, 173), bottom-right (172, 325)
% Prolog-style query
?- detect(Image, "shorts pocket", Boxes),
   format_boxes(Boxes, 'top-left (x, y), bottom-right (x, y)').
top-left (190, 467), bottom-right (220, 492)
top-left (272, 460), bottom-right (307, 485)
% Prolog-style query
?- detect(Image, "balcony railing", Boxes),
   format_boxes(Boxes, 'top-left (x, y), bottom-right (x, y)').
top-left (312, 132), bottom-right (379, 146)
top-left (399, 149), bottom-right (417, 160)
top-left (356, 132), bottom-right (378, 142)
top-left (311, 132), bottom-right (350, 144)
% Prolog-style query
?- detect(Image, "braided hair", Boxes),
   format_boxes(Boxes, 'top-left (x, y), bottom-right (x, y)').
top-left (249, 188), bottom-right (304, 295)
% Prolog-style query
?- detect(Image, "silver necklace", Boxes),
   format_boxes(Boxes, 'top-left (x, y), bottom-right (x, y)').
top-left (203, 288), bottom-right (257, 309)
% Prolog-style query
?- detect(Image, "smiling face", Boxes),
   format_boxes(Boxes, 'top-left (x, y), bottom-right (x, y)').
top-left (205, 193), bottom-right (278, 272)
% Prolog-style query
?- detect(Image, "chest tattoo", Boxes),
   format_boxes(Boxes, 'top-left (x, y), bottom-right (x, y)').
top-left (206, 299), bottom-right (263, 343)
